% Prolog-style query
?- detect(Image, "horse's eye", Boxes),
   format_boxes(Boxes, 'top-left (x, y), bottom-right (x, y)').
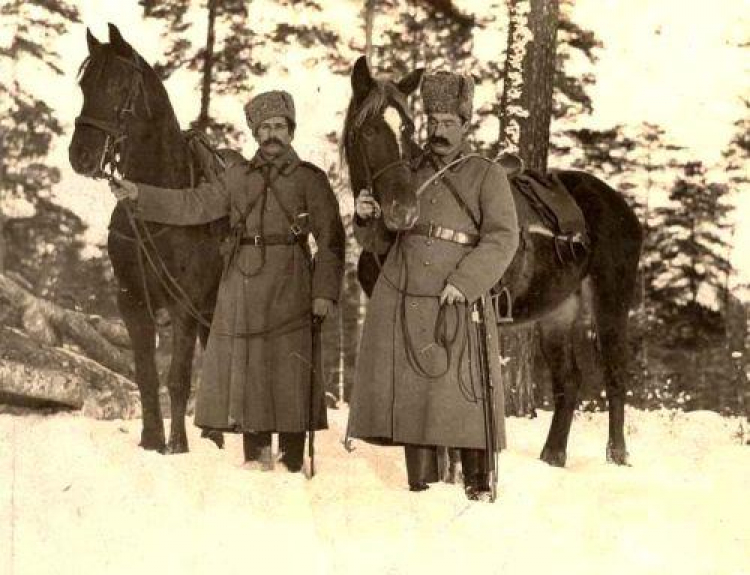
top-left (362, 126), bottom-right (375, 138)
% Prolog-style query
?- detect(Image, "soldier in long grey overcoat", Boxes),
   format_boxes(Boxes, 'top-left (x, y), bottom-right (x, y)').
top-left (111, 91), bottom-right (345, 472)
top-left (348, 72), bottom-right (519, 500)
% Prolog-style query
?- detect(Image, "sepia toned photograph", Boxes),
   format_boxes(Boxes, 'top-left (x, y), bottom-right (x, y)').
top-left (1, 1), bottom-right (748, 574)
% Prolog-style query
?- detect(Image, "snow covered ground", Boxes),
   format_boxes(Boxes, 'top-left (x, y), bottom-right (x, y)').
top-left (2, 407), bottom-right (748, 575)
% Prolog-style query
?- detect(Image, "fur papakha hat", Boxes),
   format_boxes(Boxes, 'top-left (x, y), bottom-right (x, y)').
top-left (421, 72), bottom-right (474, 122)
top-left (244, 90), bottom-right (296, 130)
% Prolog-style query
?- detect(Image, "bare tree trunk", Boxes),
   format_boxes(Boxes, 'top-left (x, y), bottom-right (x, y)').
top-left (364, 0), bottom-right (375, 67)
top-left (498, 0), bottom-right (561, 416)
top-left (195, 0), bottom-right (217, 130)
top-left (499, 0), bottom-right (560, 171)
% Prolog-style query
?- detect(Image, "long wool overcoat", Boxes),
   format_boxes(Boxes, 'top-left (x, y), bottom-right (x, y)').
top-left (134, 148), bottom-right (345, 433)
top-left (348, 148), bottom-right (520, 450)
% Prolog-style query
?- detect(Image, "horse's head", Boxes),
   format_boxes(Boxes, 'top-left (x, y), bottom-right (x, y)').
top-left (343, 57), bottom-right (423, 231)
top-left (69, 24), bottom-right (161, 179)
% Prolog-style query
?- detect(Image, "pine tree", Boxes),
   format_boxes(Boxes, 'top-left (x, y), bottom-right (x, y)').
top-left (649, 161), bottom-right (733, 347)
top-left (140, 0), bottom-right (345, 146)
top-left (0, 0), bottom-right (80, 276)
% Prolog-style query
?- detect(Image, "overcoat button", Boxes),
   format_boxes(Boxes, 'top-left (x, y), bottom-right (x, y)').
top-left (424, 261), bottom-right (431, 266)
top-left (430, 198), bottom-right (437, 204)
top-left (426, 240), bottom-right (433, 246)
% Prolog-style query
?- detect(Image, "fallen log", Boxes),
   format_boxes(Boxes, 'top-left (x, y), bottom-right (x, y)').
top-left (0, 273), bottom-right (133, 377)
top-left (0, 327), bottom-right (140, 419)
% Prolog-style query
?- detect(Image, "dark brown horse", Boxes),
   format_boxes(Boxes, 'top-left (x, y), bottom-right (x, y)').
top-left (343, 57), bottom-right (642, 467)
top-left (69, 24), bottom-right (225, 453)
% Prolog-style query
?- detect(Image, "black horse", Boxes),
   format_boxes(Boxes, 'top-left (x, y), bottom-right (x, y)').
top-left (343, 57), bottom-right (642, 467)
top-left (69, 24), bottom-right (225, 454)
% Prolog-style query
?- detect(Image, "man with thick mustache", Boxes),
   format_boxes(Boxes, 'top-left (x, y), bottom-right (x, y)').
top-left (349, 72), bottom-right (519, 500)
top-left (110, 91), bottom-right (345, 472)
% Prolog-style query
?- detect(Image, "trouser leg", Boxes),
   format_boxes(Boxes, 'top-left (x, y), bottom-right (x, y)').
top-left (279, 432), bottom-right (305, 472)
top-left (243, 431), bottom-right (273, 468)
top-left (404, 444), bottom-right (439, 491)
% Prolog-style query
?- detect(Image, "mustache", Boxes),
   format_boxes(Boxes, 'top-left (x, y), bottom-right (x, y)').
top-left (430, 136), bottom-right (450, 146)
top-left (262, 137), bottom-right (284, 146)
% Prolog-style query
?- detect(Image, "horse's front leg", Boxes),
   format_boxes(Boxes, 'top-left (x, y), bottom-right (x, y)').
top-left (197, 323), bottom-right (224, 449)
top-left (118, 290), bottom-right (165, 452)
top-left (166, 310), bottom-right (199, 454)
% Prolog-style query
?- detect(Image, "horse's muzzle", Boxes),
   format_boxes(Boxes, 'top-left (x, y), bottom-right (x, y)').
top-left (69, 139), bottom-right (100, 177)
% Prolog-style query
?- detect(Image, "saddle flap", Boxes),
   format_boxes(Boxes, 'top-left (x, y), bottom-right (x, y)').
top-left (183, 129), bottom-right (245, 185)
top-left (511, 171), bottom-right (586, 237)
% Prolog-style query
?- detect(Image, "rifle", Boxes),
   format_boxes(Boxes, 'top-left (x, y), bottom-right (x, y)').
top-left (471, 295), bottom-right (499, 502)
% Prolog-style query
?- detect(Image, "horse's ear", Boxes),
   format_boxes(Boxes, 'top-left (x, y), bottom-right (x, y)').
top-left (108, 23), bottom-right (132, 56)
top-left (86, 28), bottom-right (101, 53)
top-left (396, 68), bottom-right (424, 96)
top-left (351, 56), bottom-right (374, 103)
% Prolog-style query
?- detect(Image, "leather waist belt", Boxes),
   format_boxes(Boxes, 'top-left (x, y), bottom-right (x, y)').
top-left (410, 223), bottom-right (479, 246)
top-left (240, 233), bottom-right (300, 246)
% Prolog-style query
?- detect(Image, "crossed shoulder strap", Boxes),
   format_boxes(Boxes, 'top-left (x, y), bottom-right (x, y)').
top-left (427, 155), bottom-right (480, 232)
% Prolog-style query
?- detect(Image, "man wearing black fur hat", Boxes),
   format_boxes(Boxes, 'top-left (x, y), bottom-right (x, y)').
top-left (350, 72), bottom-right (519, 500)
top-left (111, 90), bottom-right (345, 473)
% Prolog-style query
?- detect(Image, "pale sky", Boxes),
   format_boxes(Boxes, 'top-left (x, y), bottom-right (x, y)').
top-left (3, 0), bottom-right (748, 285)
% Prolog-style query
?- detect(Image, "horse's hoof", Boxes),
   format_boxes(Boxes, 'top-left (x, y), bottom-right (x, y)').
top-left (540, 446), bottom-right (567, 468)
top-left (201, 429), bottom-right (225, 449)
top-left (606, 444), bottom-right (630, 466)
top-left (139, 437), bottom-right (166, 453)
top-left (166, 439), bottom-right (189, 455)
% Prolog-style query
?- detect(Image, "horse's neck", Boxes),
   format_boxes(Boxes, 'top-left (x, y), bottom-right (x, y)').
top-left (122, 116), bottom-right (191, 188)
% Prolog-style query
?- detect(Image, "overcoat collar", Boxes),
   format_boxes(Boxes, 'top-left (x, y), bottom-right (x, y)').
top-left (412, 141), bottom-right (472, 172)
top-left (248, 146), bottom-right (301, 175)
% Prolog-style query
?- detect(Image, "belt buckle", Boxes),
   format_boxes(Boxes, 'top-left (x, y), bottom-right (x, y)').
top-left (254, 234), bottom-right (262, 246)
top-left (427, 221), bottom-right (435, 238)
top-left (290, 223), bottom-right (302, 236)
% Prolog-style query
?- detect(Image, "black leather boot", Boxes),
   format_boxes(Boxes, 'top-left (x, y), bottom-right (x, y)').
top-left (404, 445), bottom-right (439, 491)
top-left (461, 448), bottom-right (492, 501)
top-left (279, 432), bottom-right (305, 472)
top-left (243, 432), bottom-right (273, 470)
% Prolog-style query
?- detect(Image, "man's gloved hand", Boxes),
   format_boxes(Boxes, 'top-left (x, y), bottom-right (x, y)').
top-left (312, 298), bottom-right (335, 319)
top-left (439, 283), bottom-right (466, 306)
top-left (109, 178), bottom-right (139, 201)
top-left (355, 189), bottom-right (381, 220)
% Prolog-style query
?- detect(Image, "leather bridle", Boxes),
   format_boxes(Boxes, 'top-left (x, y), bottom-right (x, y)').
top-left (350, 106), bottom-right (415, 200)
top-left (74, 53), bottom-right (152, 179)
